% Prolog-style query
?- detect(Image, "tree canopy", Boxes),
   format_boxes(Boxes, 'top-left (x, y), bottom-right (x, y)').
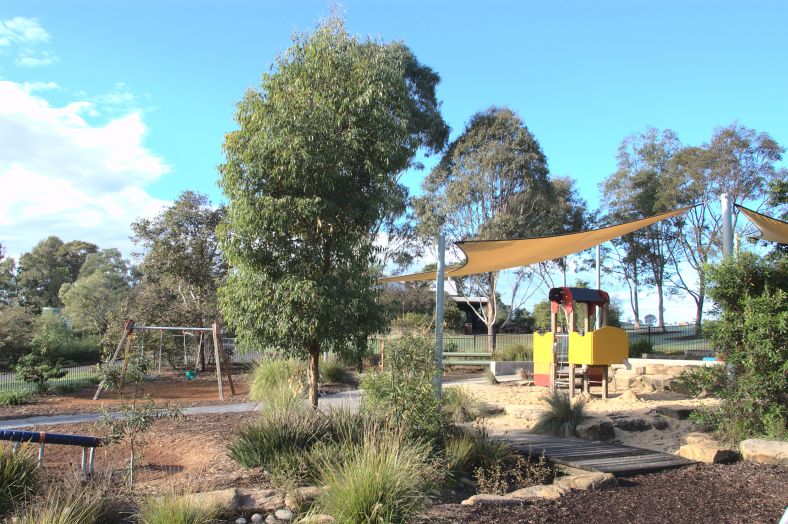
top-left (218, 17), bottom-right (448, 406)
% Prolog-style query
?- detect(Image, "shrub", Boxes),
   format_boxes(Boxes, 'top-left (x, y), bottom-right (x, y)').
top-left (138, 489), bottom-right (222, 524)
top-left (13, 481), bottom-right (109, 524)
top-left (442, 388), bottom-right (483, 423)
top-left (0, 446), bottom-right (38, 514)
top-left (443, 427), bottom-right (517, 477)
top-left (49, 377), bottom-right (99, 395)
top-left (673, 366), bottom-right (726, 397)
top-left (531, 390), bottom-right (587, 437)
top-left (228, 409), bottom-right (325, 468)
top-left (313, 431), bottom-right (435, 523)
top-left (628, 338), bottom-right (653, 358)
top-left (320, 355), bottom-right (349, 384)
top-left (361, 335), bottom-right (445, 443)
top-left (493, 344), bottom-right (532, 362)
top-left (689, 406), bottom-right (724, 432)
top-left (474, 453), bottom-right (556, 495)
top-left (0, 390), bottom-right (34, 406)
top-left (474, 462), bottom-right (509, 495)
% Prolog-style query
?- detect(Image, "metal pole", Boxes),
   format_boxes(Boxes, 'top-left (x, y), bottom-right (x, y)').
top-left (595, 244), bottom-right (601, 330)
top-left (434, 232), bottom-right (446, 400)
top-left (721, 193), bottom-right (733, 258)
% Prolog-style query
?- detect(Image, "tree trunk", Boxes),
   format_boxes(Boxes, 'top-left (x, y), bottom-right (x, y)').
top-left (694, 290), bottom-right (705, 333)
top-left (486, 274), bottom-right (496, 353)
top-left (656, 281), bottom-right (665, 330)
top-left (630, 281), bottom-right (641, 328)
top-left (307, 343), bottom-right (320, 409)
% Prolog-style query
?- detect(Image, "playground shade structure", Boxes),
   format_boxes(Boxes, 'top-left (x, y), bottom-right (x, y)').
top-left (379, 207), bottom-right (694, 283)
top-left (736, 205), bottom-right (788, 244)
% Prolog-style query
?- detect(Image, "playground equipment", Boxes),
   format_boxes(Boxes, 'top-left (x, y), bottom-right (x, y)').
top-left (93, 320), bottom-right (236, 401)
top-left (0, 429), bottom-right (103, 474)
top-left (533, 287), bottom-right (627, 398)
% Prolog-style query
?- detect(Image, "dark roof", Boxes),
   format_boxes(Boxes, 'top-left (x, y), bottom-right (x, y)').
top-left (548, 287), bottom-right (609, 305)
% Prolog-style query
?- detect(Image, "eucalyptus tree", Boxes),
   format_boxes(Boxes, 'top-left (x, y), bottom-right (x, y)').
top-left (415, 107), bottom-right (583, 350)
top-left (218, 17), bottom-right (448, 407)
top-left (602, 128), bottom-right (683, 329)
top-left (668, 124), bottom-right (785, 328)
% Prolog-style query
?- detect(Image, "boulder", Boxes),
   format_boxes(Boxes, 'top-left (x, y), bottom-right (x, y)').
top-left (618, 390), bottom-right (641, 402)
top-left (657, 405), bottom-right (695, 420)
top-left (615, 418), bottom-right (652, 432)
top-left (629, 374), bottom-right (671, 391)
top-left (251, 515), bottom-right (264, 523)
top-left (554, 472), bottom-right (617, 491)
top-left (505, 484), bottom-right (566, 500)
top-left (460, 494), bottom-right (527, 506)
top-left (739, 439), bottom-right (788, 465)
top-left (265, 516), bottom-right (277, 524)
top-left (285, 486), bottom-right (324, 510)
top-left (644, 364), bottom-right (667, 375)
top-left (237, 489), bottom-right (286, 513)
top-left (576, 420), bottom-right (615, 441)
top-left (677, 432), bottom-right (738, 464)
top-left (652, 417), bottom-right (669, 430)
top-left (275, 509), bottom-right (294, 521)
top-left (482, 404), bottom-right (505, 416)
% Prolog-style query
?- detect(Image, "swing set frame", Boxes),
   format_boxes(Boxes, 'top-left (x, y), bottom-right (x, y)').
top-left (93, 319), bottom-right (236, 401)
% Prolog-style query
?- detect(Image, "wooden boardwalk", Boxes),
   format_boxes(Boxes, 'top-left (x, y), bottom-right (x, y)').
top-left (494, 431), bottom-right (694, 476)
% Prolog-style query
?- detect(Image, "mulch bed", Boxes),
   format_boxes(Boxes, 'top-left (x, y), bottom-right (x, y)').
top-left (423, 462), bottom-right (788, 523)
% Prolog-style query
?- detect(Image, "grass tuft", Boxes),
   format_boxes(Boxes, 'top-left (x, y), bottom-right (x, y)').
top-left (138, 489), bottom-right (223, 524)
top-left (484, 369), bottom-right (499, 385)
top-left (530, 390), bottom-right (588, 437)
top-left (0, 446), bottom-right (38, 514)
top-left (249, 358), bottom-right (306, 412)
top-left (13, 481), bottom-right (109, 524)
top-left (442, 388), bottom-right (483, 423)
top-left (0, 390), bottom-right (34, 406)
top-left (320, 355), bottom-right (349, 384)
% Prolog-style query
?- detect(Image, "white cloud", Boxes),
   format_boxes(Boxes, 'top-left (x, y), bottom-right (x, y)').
top-left (0, 17), bottom-right (57, 68)
top-left (0, 80), bottom-right (169, 257)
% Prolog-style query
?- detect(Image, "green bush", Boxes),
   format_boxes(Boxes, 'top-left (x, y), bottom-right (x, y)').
top-left (320, 355), bottom-right (349, 384)
top-left (313, 430), bottom-right (435, 524)
top-left (531, 390), bottom-right (587, 437)
top-left (0, 390), bottom-right (34, 406)
top-left (628, 338), bottom-right (653, 358)
top-left (138, 489), bottom-right (222, 524)
top-left (442, 388), bottom-right (483, 423)
top-left (361, 335), bottom-right (445, 443)
top-left (493, 344), bottom-right (532, 361)
top-left (673, 365), bottom-right (726, 397)
top-left (249, 359), bottom-right (306, 411)
top-left (0, 447), bottom-right (38, 514)
top-left (474, 454), bottom-right (556, 495)
top-left (704, 254), bottom-right (788, 443)
top-left (443, 427), bottom-right (516, 478)
top-left (49, 377), bottom-right (99, 395)
top-left (390, 312), bottom-right (432, 330)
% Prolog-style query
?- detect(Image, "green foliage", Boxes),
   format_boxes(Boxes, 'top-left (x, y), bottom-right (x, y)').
top-left (443, 427), bottom-right (517, 478)
top-left (312, 430), bottom-right (435, 524)
top-left (0, 446), bottom-right (38, 514)
top-left (531, 390), bottom-right (588, 437)
top-left (442, 388), bottom-right (483, 423)
top-left (320, 355), bottom-right (349, 384)
top-left (703, 253), bottom-right (787, 443)
top-left (493, 344), bottom-right (532, 361)
top-left (14, 322), bottom-right (66, 393)
top-left (13, 481), bottom-right (111, 524)
top-left (138, 490), bottom-right (222, 524)
top-left (474, 453), bottom-right (556, 495)
top-left (688, 406), bottom-right (725, 432)
top-left (49, 377), bottom-right (99, 395)
top-left (628, 338), bottom-right (653, 358)
top-left (218, 16), bottom-right (447, 406)
top-left (59, 249), bottom-right (131, 336)
top-left (249, 358), bottom-right (306, 405)
top-left (360, 335), bottom-right (445, 443)
top-left (673, 365), bottom-right (726, 397)
top-left (0, 390), bottom-right (34, 406)
top-left (0, 306), bottom-right (35, 367)
top-left (390, 312), bottom-right (432, 330)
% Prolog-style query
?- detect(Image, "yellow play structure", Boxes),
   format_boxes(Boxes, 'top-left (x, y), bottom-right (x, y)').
top-left (533, 287), bottom-right (627, 398)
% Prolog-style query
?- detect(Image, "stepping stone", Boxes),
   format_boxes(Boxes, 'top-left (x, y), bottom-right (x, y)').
top-left (656, 406), bottom-right (695, 420)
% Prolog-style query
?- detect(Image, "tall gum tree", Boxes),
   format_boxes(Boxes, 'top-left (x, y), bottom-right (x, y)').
top-left (218, 18), bottom-right (448, 407)
top-left (415, 107), bottom-right (583, 351)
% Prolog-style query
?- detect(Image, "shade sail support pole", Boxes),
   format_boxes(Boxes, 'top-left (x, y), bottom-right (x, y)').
top-left (721, 193), bottom-right (733, 258)
top-left (595, 244), bottom-right (601, 329)
top-left (434, 232), bottom-right (446, 400)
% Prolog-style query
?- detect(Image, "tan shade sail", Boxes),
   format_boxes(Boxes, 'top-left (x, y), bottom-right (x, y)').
top-left (737, 205), bottom-right (788, 244)
top-left (380, 206), bottom-right (694, 283)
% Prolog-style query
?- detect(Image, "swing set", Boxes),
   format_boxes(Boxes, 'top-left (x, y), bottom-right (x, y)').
top-left (93, 319), bottom-right (236, 401)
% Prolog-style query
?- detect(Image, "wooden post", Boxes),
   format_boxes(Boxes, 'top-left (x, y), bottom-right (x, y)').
top-left (379, 338), bottom-right (385, 371)
top-left (569, 365), bottom-right (576, 398)
top-left (211, 324), bottom-right (224, 401)
top-left (93, 320), bottom-right (134, 400)
top-left (213, 322), bottom-right (235, 396)
top-left (602, 366), bottom-right (609, 399)
top-left (583, 366), bottom-right (590, 394)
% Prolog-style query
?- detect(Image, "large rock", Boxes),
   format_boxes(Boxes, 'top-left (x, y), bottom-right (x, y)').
top-left (237, 489), bottom-right (286, 513)
top-left (460, 494), bottom-right (528, 506)
top-left (505, 484), bottom-right (566, 500)
top-left (554, 472), bottom-right (617, 491)
top-left (615, 418), bottom-right (652, 432)
top-left (629, 374), bottom-right (671, 391)
top-left (644, 364), bottom-right (667, 375)
top-left (677, 432), bottom-right (738, 464)
top-left (739, 439), bottom-right (788, 465)
top-left (576, 420), bottom-right (615, 441)
top-left (285, 486), bottom-right (324, 510)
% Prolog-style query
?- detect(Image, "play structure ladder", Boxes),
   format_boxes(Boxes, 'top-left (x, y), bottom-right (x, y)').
top-left (494, 432), bottom-right (694, 476)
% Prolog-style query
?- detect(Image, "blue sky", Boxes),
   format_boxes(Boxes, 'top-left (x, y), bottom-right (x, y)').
top-left (1, 1), bottom-right (786, 321)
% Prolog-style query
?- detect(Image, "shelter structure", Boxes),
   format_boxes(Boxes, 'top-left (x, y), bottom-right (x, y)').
top-left (736, 205), bottom-right (788, 244)
top-left (93, 320), bottom-right (235, 401)
top-left (533, 287), bottom-right (627, 398)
